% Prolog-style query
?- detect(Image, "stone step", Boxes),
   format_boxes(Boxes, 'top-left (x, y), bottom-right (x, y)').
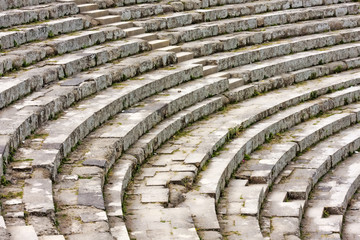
top-left (182, 193), bottom-right (220, 231)
top-left (7, 225), bottom-right (38, 240)
top-left (342, 187), bottom-right (360, 239)
top-left (132, 33), bottom-right (158, 41)
top-left (83, 9), bottom-right (108, 18)
top-left (228, 78), bottom-right (245, 90)
top-left (95, 15), bottom-right (122, 25)
top-left (157, 45), bottom-right (181, 53)
top-left (186, 69), bottom-right (360, 168)
top-left (225, 55), bottom-right (360, 102)
top-left (0, 216), bottom-right (9, 240)
top-left (148, 39), bottom-right (169, 50)
top-left (104, 94), bottom-right (225, 215)
top-left (92, 74), bottom-right (227, 150)
top-left (121, 66), bottom-right (360, 239)
top-left (104, 0), bottom-right (276, 24)
top-left (197, 95), bottom-right (359, 207)
top-left (9, 58), bottom-right (193, 177)
top-left (46, 38), bottom-right (147, 76)
top-left (0, 17), bottom-right (88, 50)
top-left (1, 39), bottom-right (360, 179)
top-left (78, 3), bottom-right (98, 13)
top-left (23, 178), bottom-right (54, 216)
top-left (176, 51), bottom-right (194, 62)
top-left (220, 214), bottom-right (264, 240)
top-left (1, 1), bottom-right (357, 239)
top-left (0, 49), bottom-right (184, 175)
top-left (0, 2), bottom-right (358, 114)
top-left (157, 5), bottom-right (359, 45)
top-left (301, 152), bottom-right (360, 239)
top-left (0, 2), bottom-right (79, 29)
top-left (53, 72), bottom-right (228, 236)
top-left (218, 106), bottom-right (360, 238)
top-left (203, 65), bottom-right (218, 76)
top-left (181, 20), bottom-right (360, 58)
top-left (127, 208), bottom-right (199, 239)
top-left (261, 121), bottom-right (360, 237)
top-left (136, 2), bottom-right (358, 33)
top-left (39, 236), bottom-right (65, 240)
top-left (123, 27), bottom-right (145, 37)
top-left (4, 11), bottom-right (349, 85)
top-left (0, 38), bottom-right (147, 106)
top-left (108, 217), bottom-right (130, 240)
top-left (108, 21), bottom-right (134, 29)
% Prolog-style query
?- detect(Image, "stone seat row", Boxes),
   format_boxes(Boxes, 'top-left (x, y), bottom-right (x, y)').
top-left (1, 36), bottom-right (358, 239)
top-left (259, 118), bottom-right (360, 239)
top-left (0, 0), bottom-right (353, 70)
top-left (122, 65), bottom-right (360, 239)
top-left (0, 0), bottom-right (352, 56)
top-left (0, 28), bottom-right (358, 175)
top-left (1, 7), bottom-right (357, 104)
top-left (156, 4), bottom-right (358, 44)
top-left (301, 148), bottom-right (360, 239)
top-left (0, 0), bottom-right (359, 239)
top-left (51, 71), bottom-right (229, 239)
top-left (0, 0), bottom-right (356, 114)
top-left (107, 0), bottom-right (330, 22)
top-left (0, 26), bottom-right (358, 176)
top-left (218, 104), bottom-right (360, 239)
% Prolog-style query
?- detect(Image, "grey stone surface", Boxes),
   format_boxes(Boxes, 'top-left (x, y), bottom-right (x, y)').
top-left (23, 178), bottom-right (54, 215)
top-left (8, 226), bottom-right (38, 240)
top-left (77, 178), bottom-right (105, 209)
top-left (1, 1), bottom-right (360, 239)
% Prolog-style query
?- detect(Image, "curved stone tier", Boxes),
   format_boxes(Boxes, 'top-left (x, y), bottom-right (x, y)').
top-left (1, 0), bottom-right (360, 239)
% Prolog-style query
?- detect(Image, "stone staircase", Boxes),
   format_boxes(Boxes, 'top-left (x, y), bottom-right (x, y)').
top-left (1, 0), bottom-right (360, 239)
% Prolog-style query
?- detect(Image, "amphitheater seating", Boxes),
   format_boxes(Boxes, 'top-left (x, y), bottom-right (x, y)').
top-left (2, 0), bottom-right (360, 239)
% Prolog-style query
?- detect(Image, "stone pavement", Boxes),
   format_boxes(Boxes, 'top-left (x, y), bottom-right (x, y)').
top-left (1, 0), bottom-right (360, 239)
